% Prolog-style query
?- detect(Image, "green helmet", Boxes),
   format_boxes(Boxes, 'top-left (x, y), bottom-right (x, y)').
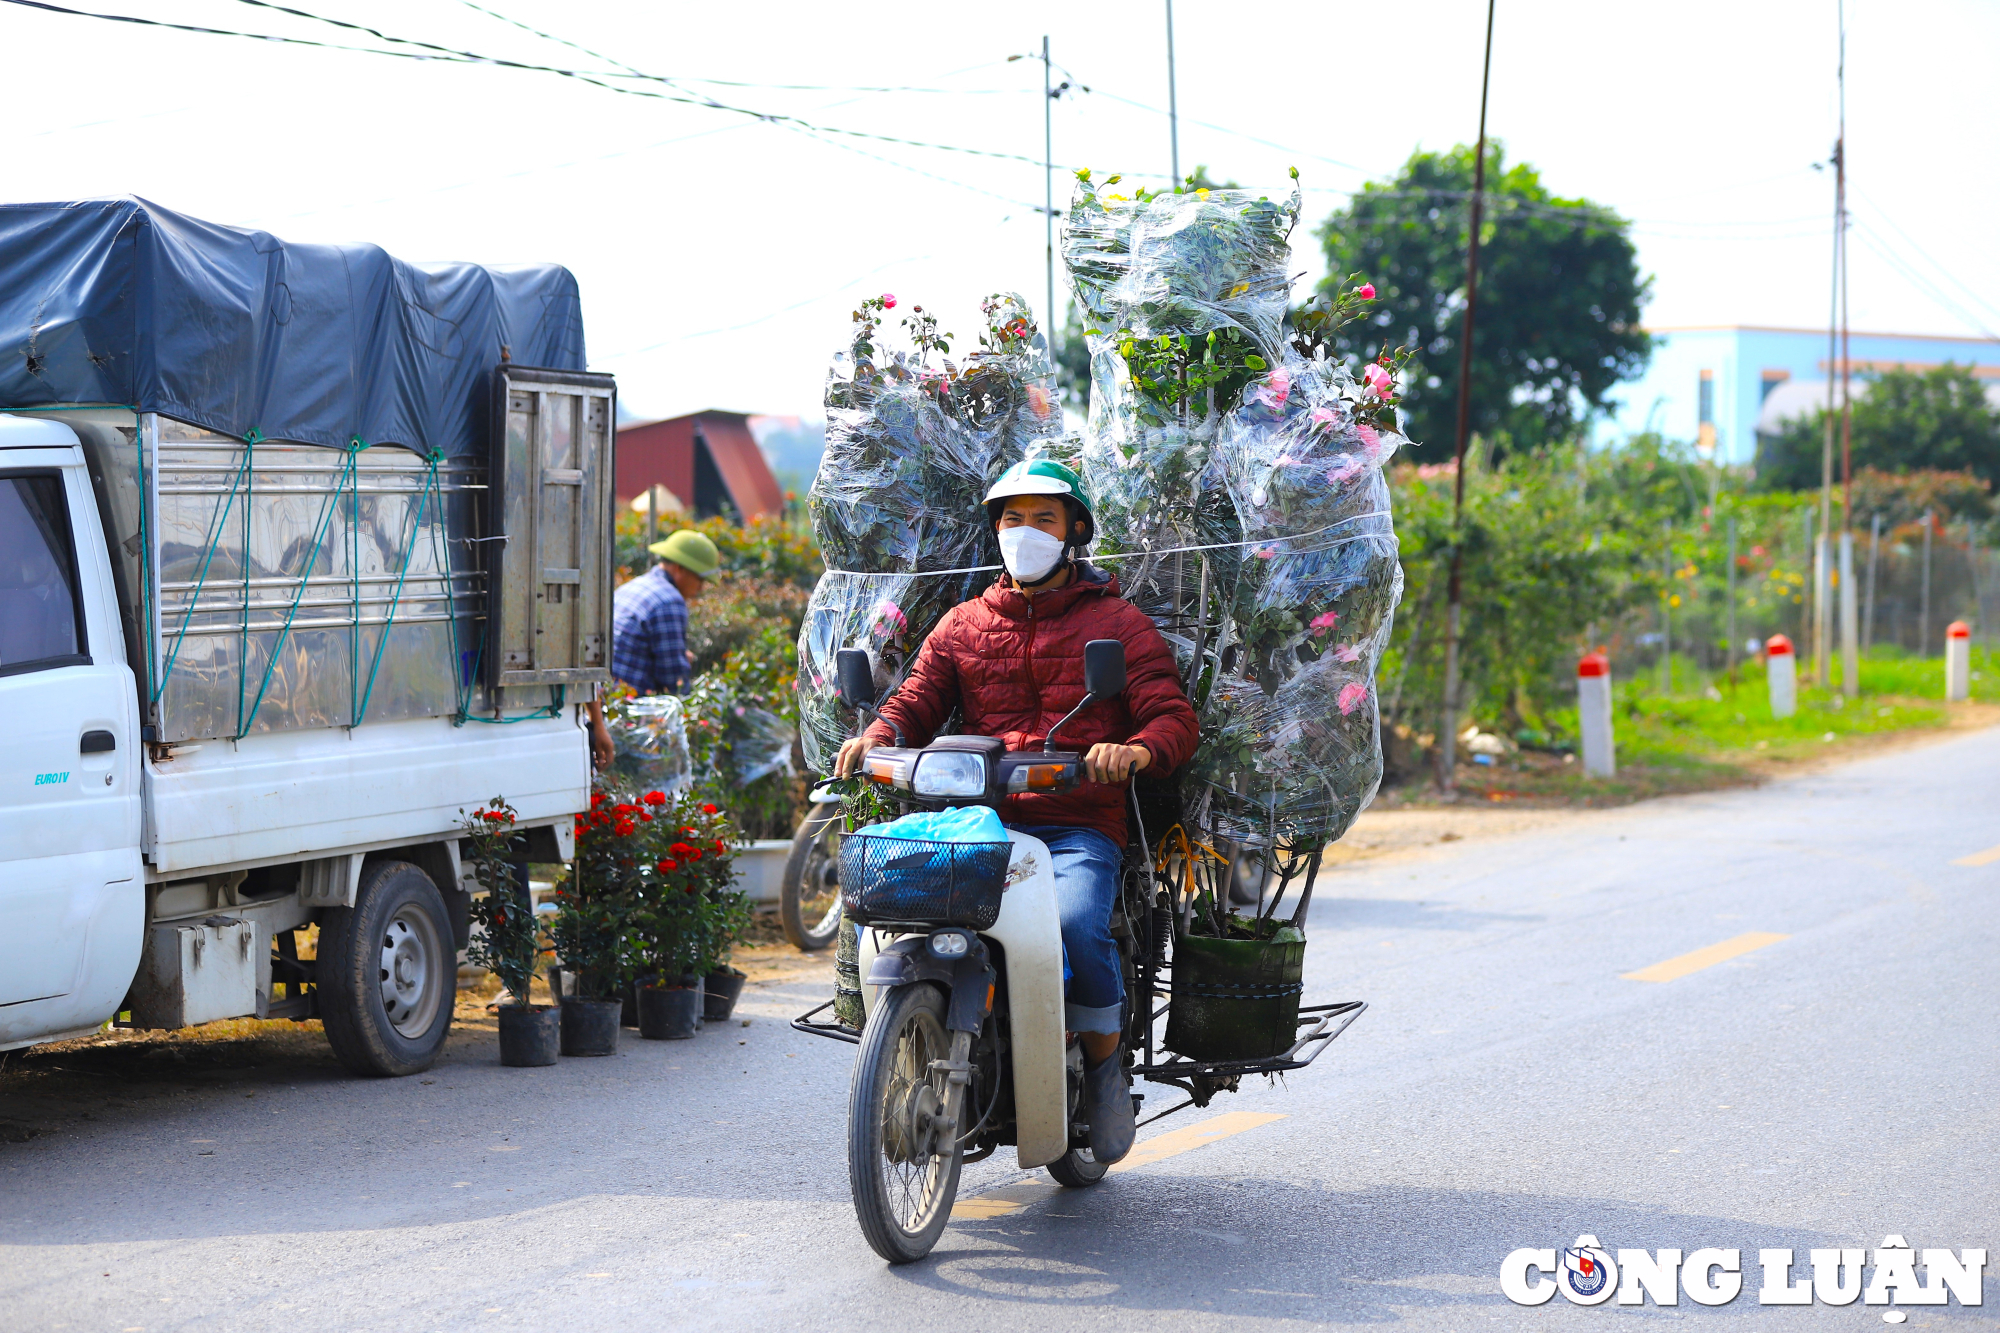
top-left (983, 457), bottom-right (1095, 544)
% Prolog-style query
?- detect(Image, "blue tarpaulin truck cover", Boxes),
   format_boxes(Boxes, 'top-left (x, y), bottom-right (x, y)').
top-left (0, 197), bottom-right (586, 457)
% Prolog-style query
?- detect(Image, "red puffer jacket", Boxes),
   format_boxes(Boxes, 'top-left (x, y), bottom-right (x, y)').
top-left (863, 565), bottom-right (1199, 846)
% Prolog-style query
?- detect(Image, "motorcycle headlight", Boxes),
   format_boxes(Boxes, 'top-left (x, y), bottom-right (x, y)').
top-left (912, 750), bottom-right (988, 798)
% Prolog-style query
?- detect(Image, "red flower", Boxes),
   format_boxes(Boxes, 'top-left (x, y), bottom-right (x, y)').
top-left (480, 810), bottom-right (508, 823)
top-left (671, 841), bottom-right (696, 857)
top-left (702, 803), bottom-right (720, 815)
top-left (679, 826), bottom-right (696, 835)
top-left (712, 839), bottom-right (727, 855)
top-left (684, 884), bottom-right (699, 895)
top-left (614, 819), bottom-right (636, 837)
top-left (657, 858), bottom-right (678, 873)
top-left (881, 293), bottom-right (896, 309)
top-left (591, 793), bottom-right (605, 807)
top-left (642, 790), bottom-right (667, 806)
top-left (639, 812), bottom-right (653, 822)
top-left (688, 848), bottom-right (703, 861)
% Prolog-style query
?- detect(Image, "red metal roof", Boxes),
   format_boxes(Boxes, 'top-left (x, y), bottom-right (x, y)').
top-left (614, 410), bottom-right (785, 520)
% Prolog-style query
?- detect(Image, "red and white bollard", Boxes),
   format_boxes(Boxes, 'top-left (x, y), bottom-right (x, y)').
top-left (1945, 620), bottom-right (1972, 702)
top-left (1766, 634), bottom-right (1796, 719)
top-left (1577, 651), bottom-right (1615, 777)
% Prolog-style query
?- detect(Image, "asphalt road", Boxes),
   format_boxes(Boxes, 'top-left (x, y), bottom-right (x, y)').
top-left (4, 728), bottom-right (1997, 1332)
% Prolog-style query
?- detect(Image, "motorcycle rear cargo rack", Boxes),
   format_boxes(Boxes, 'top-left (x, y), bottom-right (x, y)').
top-left (1132, 999), bottom-right (1365, 1082)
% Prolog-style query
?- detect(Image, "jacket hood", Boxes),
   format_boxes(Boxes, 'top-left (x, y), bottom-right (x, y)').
top-left (982, 561), bottom-right (1122, 621)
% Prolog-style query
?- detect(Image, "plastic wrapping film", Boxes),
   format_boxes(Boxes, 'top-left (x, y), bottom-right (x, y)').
top-left (603, 694), bottom-right (693, 799)
top-left (1062, 179), bottom-right (1300, 637)
top-left (1060, 175), bottom-right (1403, 853)
top-left (798, 294), bottom-right (1060, 770)
top-left (1187, 359), bottom-right (1405, 850)
top-left (687, 673), bottom-right (796, 789)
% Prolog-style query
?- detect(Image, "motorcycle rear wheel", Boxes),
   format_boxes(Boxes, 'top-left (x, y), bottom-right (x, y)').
top-left (847, 982), bottom-right (963, 1263)
top-left (1045, 1147), bottom-right (1109, 1188)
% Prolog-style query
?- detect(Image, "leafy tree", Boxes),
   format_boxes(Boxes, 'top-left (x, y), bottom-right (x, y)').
top-left (1315, 143), bottom-right (1652, 454)
top-left (1755, 363), bottom-right (2000, 489)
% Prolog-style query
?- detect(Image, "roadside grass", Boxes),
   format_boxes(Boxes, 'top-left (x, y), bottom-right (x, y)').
top-left (1387, 644), bottom-right (1995, 808)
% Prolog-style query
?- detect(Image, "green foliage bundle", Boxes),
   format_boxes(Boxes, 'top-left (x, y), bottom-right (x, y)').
top-left (1755, 364), bottom-right (2000, 490)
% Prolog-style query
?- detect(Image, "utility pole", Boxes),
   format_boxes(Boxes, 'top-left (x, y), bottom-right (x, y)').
top-left (1660, 536), bottom-right (1673, 695)
top-left (1043, 35), bottom-right (1055, 344)
top-left (1438, 0), bottom-right (1498, 795)
top-left (1726, 516), bottom-right (1739, 690)
top-left (1165, 1), bottom-right (1180, 184)
top-left (1920, 510), bottom-right (1934, 654)
top-left (1835, 0), bottom-right (1859, 698)
top-left (1863, 511), bottom-right (1881, 651)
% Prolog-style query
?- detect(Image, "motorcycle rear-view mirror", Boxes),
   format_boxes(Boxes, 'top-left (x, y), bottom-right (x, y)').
top-left (836, 648), bottom-right (876, 708)
top-left (1083, 639), bottom-right (1127, 698)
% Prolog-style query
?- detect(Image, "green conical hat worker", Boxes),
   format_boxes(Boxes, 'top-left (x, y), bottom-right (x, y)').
top-left (646, 529), bottom-right (720, 576)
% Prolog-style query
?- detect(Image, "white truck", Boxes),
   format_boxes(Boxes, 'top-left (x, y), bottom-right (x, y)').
top-left (0, 201), bottom-right (616, 1074)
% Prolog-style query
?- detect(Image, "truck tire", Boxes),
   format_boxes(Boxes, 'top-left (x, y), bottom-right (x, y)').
top-left (317, 859), bottom-right (454, 1077)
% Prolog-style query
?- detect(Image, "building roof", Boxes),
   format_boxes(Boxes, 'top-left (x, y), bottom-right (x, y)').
top-left (614, 409), bottom-right (784, 520)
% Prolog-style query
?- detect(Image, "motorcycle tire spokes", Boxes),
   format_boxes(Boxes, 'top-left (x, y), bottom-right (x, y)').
top-left (847, 983), bottom-right (963, 1263)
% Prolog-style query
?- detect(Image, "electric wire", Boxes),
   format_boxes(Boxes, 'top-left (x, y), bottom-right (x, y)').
top-left (2, 0), bottom-right (1052, 167)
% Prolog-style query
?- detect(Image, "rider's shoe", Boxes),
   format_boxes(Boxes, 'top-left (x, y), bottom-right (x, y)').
top-left (1084, 1047), bottom-right (1136, 1164)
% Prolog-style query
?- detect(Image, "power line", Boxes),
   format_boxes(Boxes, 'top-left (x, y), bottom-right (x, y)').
top-left (3, 0), bottom-right (1053, 167)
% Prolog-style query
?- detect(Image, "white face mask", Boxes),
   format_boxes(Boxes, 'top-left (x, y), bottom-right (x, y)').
top-left (998, 525), bottom-right (1068, 584)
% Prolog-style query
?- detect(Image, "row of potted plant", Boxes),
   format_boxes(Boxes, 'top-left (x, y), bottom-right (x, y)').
top-left (460, 790), bottom-right (755, 1066)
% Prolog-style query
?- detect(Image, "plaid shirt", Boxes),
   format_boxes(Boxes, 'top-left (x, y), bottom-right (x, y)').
top-left (611, 565), bottom-right (692, 696)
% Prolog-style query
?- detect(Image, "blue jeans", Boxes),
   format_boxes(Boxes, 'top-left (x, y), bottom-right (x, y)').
top-left (1009, 824), bottom-right (1124, 1036)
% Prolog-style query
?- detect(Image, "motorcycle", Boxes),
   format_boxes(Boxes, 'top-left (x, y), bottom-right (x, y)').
top-left (793, 640), bottom-right (1366, 1264)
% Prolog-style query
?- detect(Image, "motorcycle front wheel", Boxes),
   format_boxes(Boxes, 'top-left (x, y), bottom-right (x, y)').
top-left (846, 982), bottom-right (964, 1263)
top-left (779, 807), bottom-right (845, 951)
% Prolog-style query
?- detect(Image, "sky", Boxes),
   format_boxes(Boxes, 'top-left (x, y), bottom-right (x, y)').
top-left (8, 0), bottom-right (1999, 426)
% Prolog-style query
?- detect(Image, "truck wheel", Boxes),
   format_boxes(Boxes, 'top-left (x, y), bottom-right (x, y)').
top-left (317, 860), bottom-right (454, 1077)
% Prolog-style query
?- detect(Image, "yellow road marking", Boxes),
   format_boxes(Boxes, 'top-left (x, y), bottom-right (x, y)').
top-left (950, 1110), bottom-right (1287, 1219)
top-left (1108, 1110), bottom-right (1287, 1174)
top-left (1952, 843), bottom-right (2000, 867)
top-left (950, 1181), bottom-right (1058, 1219)
top-left (1622, 932), bottom-right (1790, 983)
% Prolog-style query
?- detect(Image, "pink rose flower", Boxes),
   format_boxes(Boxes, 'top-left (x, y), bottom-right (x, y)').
top-left (1356, 422), bottom-right (1380, 456)
top-left (1362, 363), bottom-right (1393, 398)
top-left (1337, 682), bottom-right (1368, 715)
top-left (1273, 454), bottom-right (1298, 467)
top-left (1253, 546), bottom-right (1278, 560)
top-left (1310, 406), bottom-right (1337, 427)
top-left (1266, 367), bottom-right (1291, 407)
top-left (1356, 283), bottom-right (1376, 300)
top-left (1309, 610), bottom-right (1340, 636)
top-left (881, 293), bottom-right (897, 309)
top-left (1327, 455), bottom-right (1362, 485)
top-left (1334, 642), bottom-right (1362, 663)
top-left (871, 600), bottom-right (907, 635)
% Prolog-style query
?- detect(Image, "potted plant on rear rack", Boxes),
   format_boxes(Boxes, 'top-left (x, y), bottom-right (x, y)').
top-left (461, 798), bottom-right (559, 1067)
top-left (552, 793), bottom-right (646, 1055)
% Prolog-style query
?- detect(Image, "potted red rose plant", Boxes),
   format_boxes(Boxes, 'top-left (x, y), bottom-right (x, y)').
top-left (462, 798), bottom-right (559, 1066)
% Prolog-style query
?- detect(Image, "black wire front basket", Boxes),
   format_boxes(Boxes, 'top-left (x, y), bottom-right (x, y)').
top-left (837, 834), bottom-right (1012, 930)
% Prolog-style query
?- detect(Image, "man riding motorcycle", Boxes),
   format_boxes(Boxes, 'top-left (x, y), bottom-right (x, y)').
top-left (835, 458), bottom-right (1200, 1164)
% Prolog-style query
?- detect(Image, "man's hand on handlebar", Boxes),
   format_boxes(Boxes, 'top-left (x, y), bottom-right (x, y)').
top-left (835, 736), bottom-right (879, 777)
top-left (1084, 742), bottom-right (1150, 784)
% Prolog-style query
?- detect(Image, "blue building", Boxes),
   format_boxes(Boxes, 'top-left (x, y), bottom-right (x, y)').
top-left (1597, 325), bottom-right (2000, 465)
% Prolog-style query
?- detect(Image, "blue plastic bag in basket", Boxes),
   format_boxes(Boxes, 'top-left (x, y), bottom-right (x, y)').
top-left (867, 805), bottom-right (1007, 844)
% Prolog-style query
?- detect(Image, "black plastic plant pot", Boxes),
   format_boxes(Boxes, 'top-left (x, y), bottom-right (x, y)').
top-left (559, 997), bottom-right (622, 1056)
top-left (639, 980), bottom-right (704, 1040)
top-left (702, 968), bottom-right (747, 1022)
top-left (497, 1003), bottom-right (560, 1067)
top-left (1165, 932), bottom-right (1306, 1062)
